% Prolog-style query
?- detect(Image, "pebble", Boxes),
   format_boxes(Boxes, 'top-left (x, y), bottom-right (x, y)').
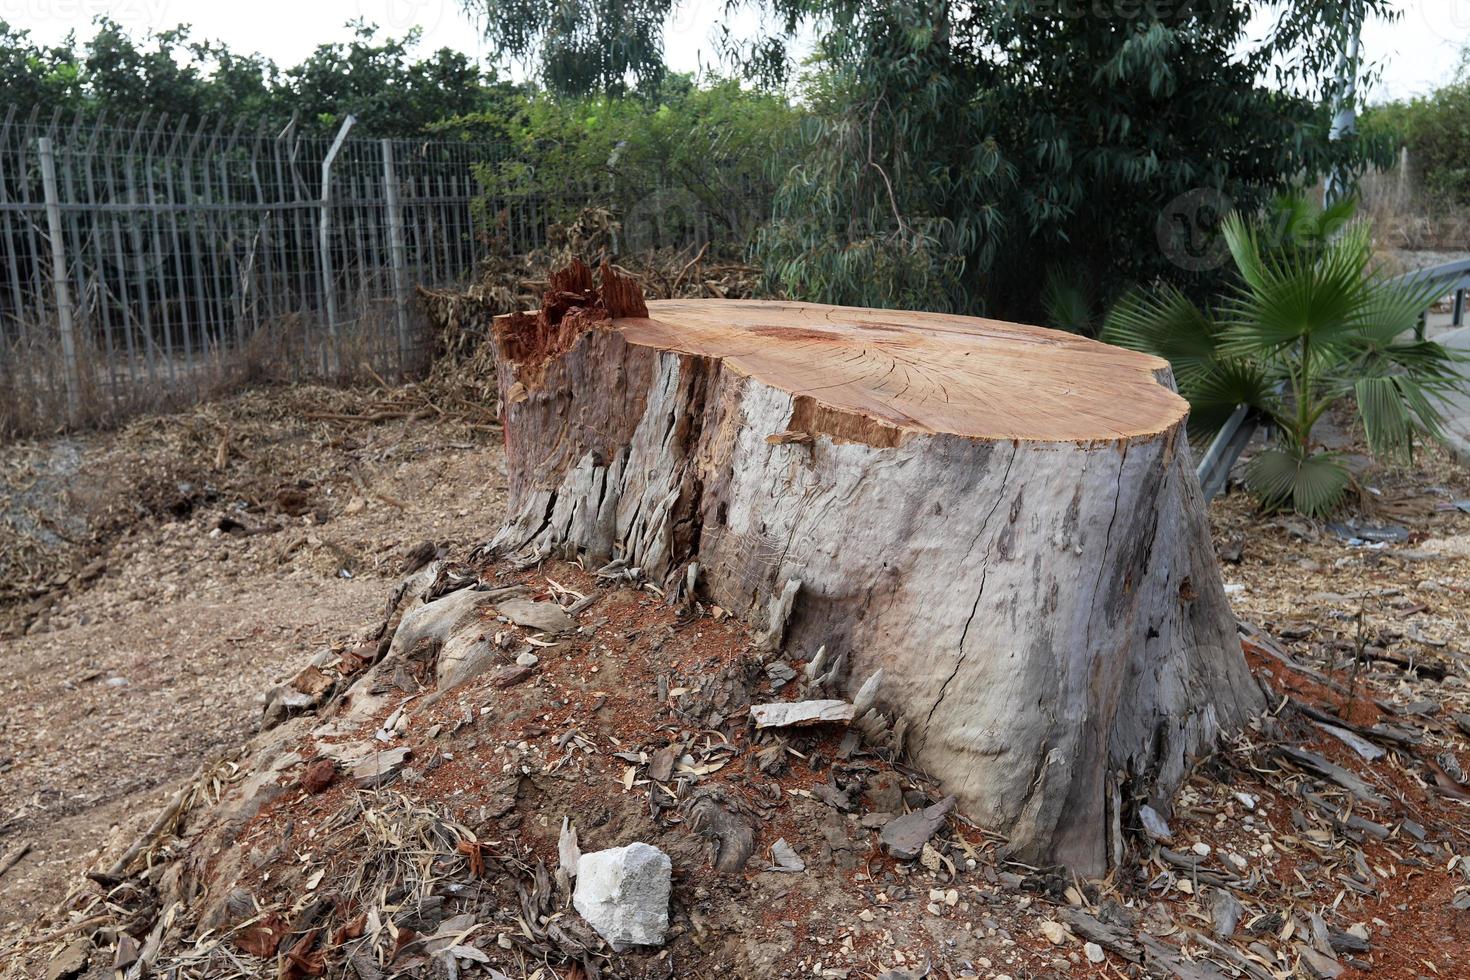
top-left (1038, 920), bottom-right (1068, 945)
top-left (1084, 942), bottom-right (1105, 964)
top-left (516, 651), bottom-right (540, 667)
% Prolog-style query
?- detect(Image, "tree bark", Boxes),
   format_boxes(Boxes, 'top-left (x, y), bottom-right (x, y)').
top-left (487, 261), bottom-right (1263, 874)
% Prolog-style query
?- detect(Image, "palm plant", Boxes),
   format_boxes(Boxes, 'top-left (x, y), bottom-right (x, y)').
top-left (1104, 196), bottom-right (1466, 516)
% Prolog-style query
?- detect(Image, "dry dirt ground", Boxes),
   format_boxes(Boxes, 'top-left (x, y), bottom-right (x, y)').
top-left (0, 386), bottom-right (508, 930)
top-left (3, 392), bottom-right (1470, 980)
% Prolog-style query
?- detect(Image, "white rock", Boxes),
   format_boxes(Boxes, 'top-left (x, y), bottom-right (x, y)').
top-left (516, 651), bottom-right (540, 667)
top-left (573, 843), bottom-right (672, 950)
top-left (1191, 842), bottom-right (1211, 857)
top-left (1038, 920), bottom-right (1068, 945)
top-left (1084, 941), bottom-right (1105, 964)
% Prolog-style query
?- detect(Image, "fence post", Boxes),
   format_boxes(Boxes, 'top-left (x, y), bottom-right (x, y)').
top-left (318, 114), bottom-right (355, 374)
top-left (37, 136), bottom-right (81, 422)
top-left (380, 139), bottom-right (412, 373)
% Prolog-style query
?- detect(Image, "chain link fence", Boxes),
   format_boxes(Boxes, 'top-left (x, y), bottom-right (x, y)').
top-left (0, 110), bottom-right (520, 437)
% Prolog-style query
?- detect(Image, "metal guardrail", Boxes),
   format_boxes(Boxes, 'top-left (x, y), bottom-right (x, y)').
top-left (1391, 257), bottom-right (1470, 336)
top-left (1193, 257), bottom-right (1470, 501)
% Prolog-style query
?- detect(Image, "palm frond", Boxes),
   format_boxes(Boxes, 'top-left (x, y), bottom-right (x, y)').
top-left (1039, 268), bottom-right (1091, 334)
top-left (1101, 286), bottom-right (1222, 389)
top-left (1185, 358), bottom-right (1276, 443)
top-left (1355, 373), bottom-right (1454, 455)
top-left (1246, 447), bottom-right (1350, 517)
top-left (1220, 222), bottom-right (1372, 355)
top-left (1348, 268), bottom-right (1444, 346)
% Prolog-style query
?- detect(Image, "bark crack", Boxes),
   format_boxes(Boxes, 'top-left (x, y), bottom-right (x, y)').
top-left (922, 442), bottom-right (1019, 744)
top-left (1089, 444), bottom-right (1128, 612)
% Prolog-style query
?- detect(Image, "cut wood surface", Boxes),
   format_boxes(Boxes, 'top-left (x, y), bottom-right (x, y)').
top-left (489, 262), bottom-right (1264, 874)
top-left (615, 300), bottom-right (1188, 443)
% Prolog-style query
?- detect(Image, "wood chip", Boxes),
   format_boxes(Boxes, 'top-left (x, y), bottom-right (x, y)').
top-left (750, 700), bottom-right (855, 729)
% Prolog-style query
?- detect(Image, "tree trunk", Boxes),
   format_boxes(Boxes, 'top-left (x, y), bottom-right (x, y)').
top-left (487, 261), bottom-right (1263, 874)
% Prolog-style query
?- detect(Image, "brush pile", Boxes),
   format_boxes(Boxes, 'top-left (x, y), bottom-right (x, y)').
top-left (418, 208), bottom-right (765, 400)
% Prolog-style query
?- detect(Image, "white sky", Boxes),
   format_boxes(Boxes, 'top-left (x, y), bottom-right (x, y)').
top-left (1, 0), bottom-right (1465, 102)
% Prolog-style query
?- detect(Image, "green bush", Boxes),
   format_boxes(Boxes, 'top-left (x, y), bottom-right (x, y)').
top-left (1363, 58), bottom-right (1470, 206)
top-left (461, 75), bottom-right (799, 255)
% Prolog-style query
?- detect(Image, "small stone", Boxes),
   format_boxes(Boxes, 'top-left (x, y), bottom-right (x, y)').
top-left (573, 843), bottom-right (672, 950)
top-left (515, 651), bottom-right (540, 667)
top-left (1083, 942), bottom-right (1105, 964)
top-left (112, 935), bottom-right (139, 971)
top-left (300, 759), bottom-right (338, 794)
top-left (1191, 842), bottom-right (1211, 856)
top-left (1038, 921), bottom-right (1068, 946)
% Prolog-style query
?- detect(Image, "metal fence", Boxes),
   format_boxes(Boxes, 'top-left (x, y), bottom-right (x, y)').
top-left (0, 110), bottom-right (502, 436)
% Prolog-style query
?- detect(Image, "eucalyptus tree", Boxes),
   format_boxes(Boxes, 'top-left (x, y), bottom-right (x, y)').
top-left (465, 0), bottom-right (1398, 318)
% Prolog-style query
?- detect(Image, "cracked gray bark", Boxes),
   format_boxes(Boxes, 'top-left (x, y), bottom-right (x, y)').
top-left (487, 292), bottom-right (1264, 874)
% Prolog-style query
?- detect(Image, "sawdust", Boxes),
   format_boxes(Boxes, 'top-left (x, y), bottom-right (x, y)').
top-left (0, 385), bottom-right (509, 933)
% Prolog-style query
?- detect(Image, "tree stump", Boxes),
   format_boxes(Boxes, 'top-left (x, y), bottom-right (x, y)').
top-left (488, 261), bottom-right (1263, 873)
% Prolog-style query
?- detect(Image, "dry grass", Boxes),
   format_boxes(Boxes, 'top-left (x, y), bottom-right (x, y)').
top-left (1360, 162), bottom-right (1470, 254)
top-left (0, 301), bottom-right (429, 444)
